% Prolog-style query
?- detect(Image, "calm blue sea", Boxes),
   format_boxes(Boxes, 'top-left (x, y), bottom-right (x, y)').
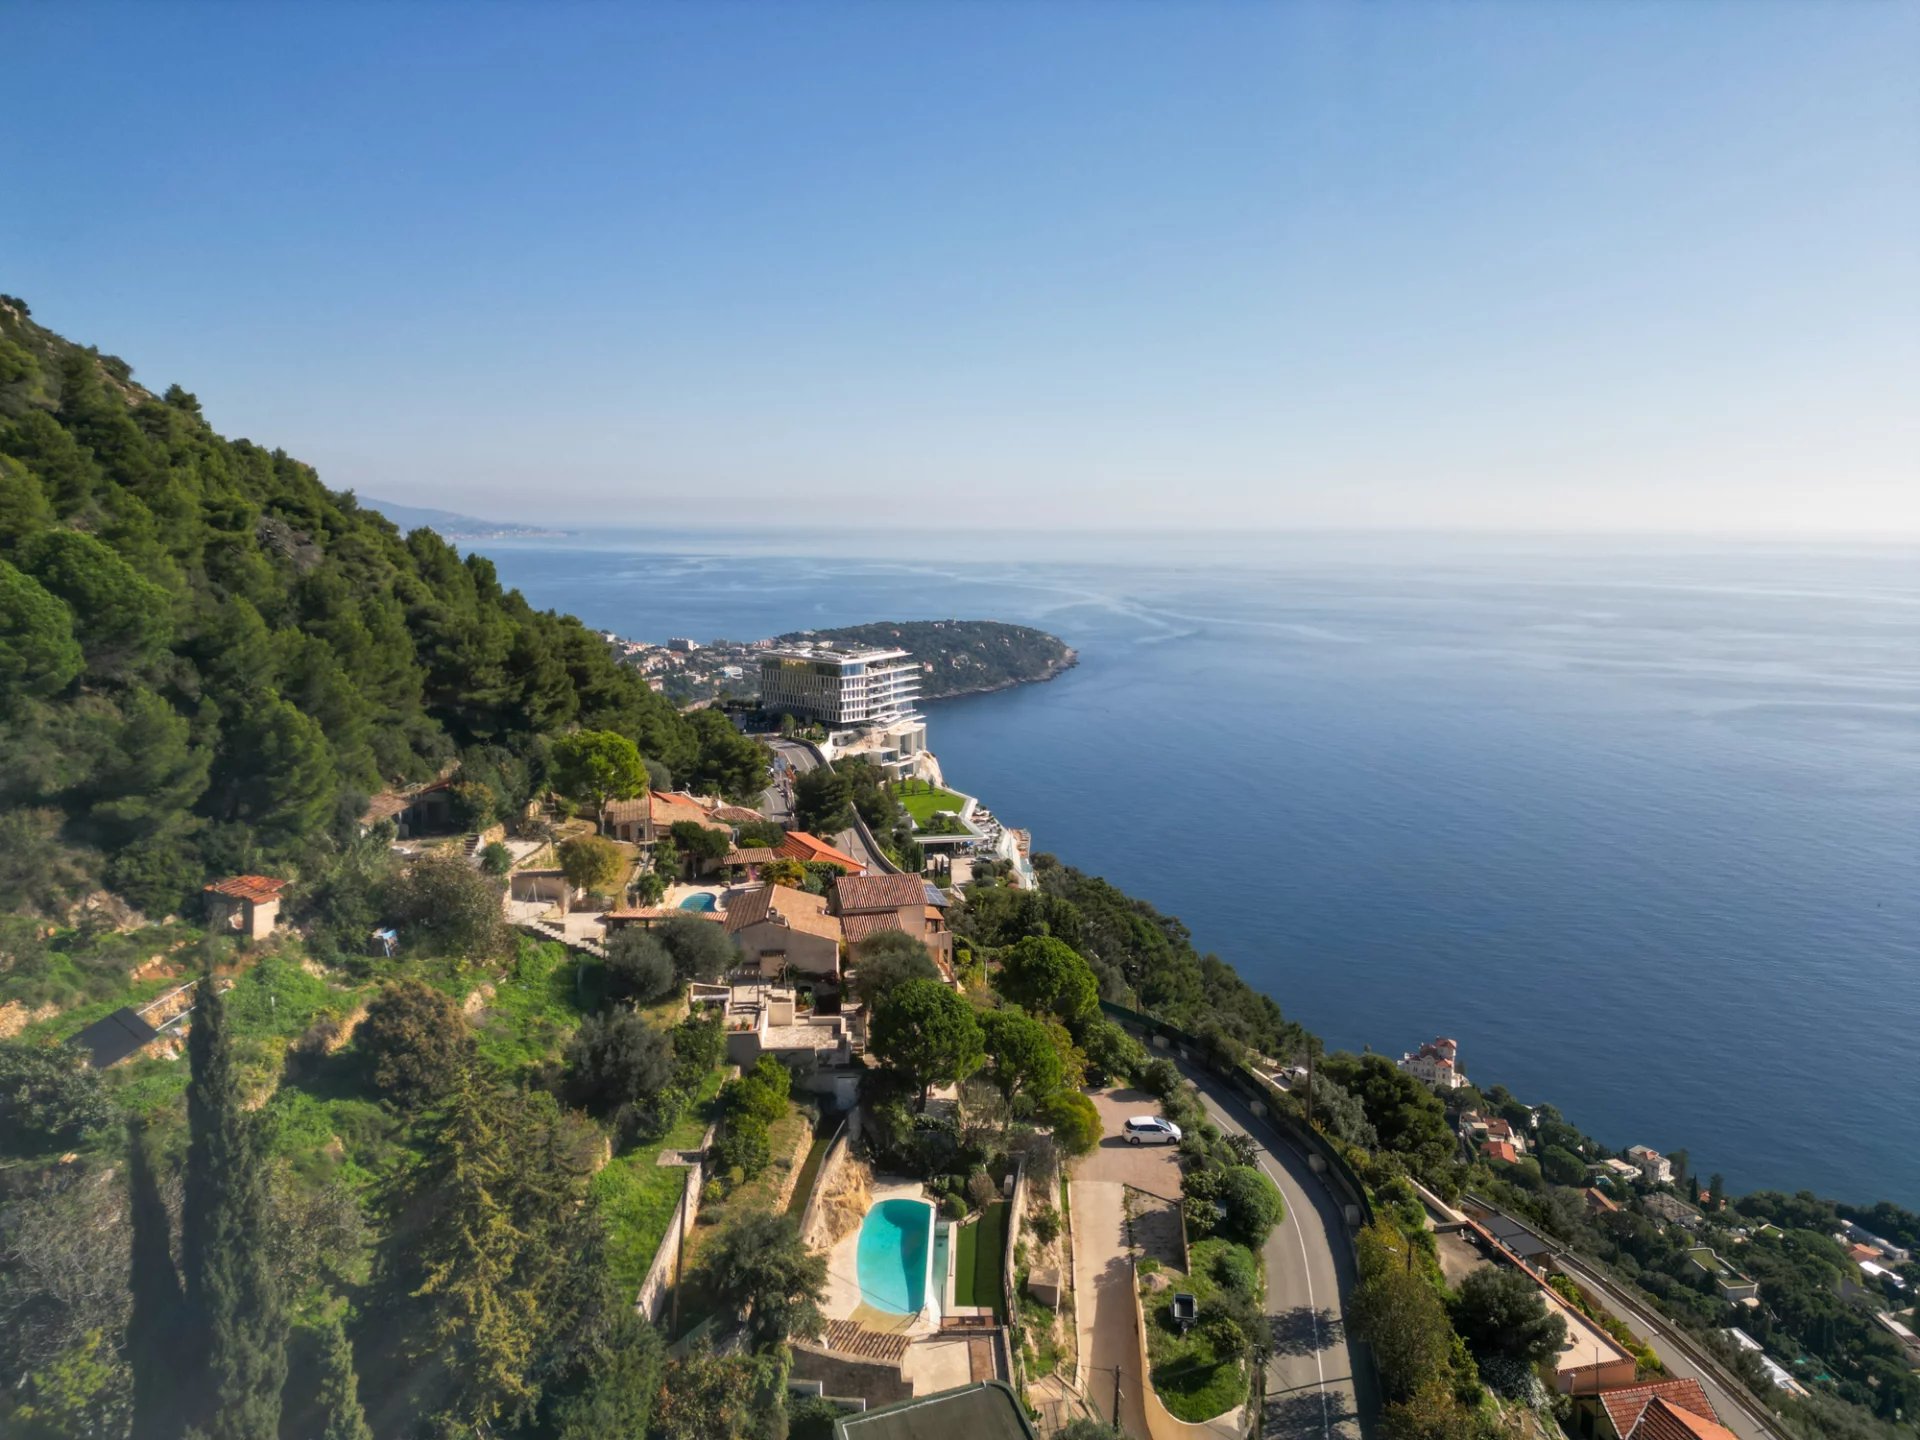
top-left (476, 529), bottom-right (1920, 1207)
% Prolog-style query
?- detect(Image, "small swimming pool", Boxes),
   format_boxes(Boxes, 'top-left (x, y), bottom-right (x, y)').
top-left (856, 1197), bottom-right (934, 1315)
top-left (678, 893), bottom-right (718, 911)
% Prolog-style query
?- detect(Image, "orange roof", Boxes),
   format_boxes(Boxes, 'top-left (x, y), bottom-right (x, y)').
top-left (774, 832), bottom-right (865, 872)
top-left (1599, 1379), bottom-right (1719, 1440)
top-left (1630, 1398), bottom-right (1738, 1440)
top-left (651, 790), bottom-right (727, 831)
top-left (1482, 1140), bottom-right (1520, 1164)
top-left (204, 875), bottom-right (287, 903)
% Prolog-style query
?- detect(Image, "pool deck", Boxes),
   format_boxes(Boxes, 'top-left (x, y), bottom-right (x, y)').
top-left (825, 1177), bottom-right (940, 1337)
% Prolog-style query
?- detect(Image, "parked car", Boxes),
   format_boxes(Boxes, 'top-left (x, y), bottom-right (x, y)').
top-left (1123, 1115), bottom-right (1182, 1145)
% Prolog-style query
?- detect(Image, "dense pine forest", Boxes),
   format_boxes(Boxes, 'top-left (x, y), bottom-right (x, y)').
top-left (0, 293), bottom-right (764, 923)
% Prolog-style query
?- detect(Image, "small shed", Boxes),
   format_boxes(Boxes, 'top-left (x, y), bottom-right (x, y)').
top-left (203, 875), bottom-right (288, 940)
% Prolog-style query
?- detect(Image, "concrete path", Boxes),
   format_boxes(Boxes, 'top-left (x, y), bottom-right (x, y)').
top-left (1071, 1177), bottom-right (1151, 1437)
top-left (1176, 1062), bottom-right (1373, 1440)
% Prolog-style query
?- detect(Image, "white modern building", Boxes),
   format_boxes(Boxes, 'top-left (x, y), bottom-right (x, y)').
top-left (760, 644), bottom-right (922, 728)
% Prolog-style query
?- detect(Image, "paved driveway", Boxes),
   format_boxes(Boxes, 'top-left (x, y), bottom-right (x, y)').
top-left (1071, 1088), bottom-right (1182, 1436)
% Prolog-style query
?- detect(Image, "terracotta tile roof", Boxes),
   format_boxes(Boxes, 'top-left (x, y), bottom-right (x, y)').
top-left (727, 847), bottom-right (777, 865)
top-left (775, 832), bottom-right (865, 872)
top-left (843, 911), bottom-right (907, 945)
top-left (204, 875), bottom-right (288, 902)
top-left (1599, 1379), bottom-right (1719, 1440)
top-left (725, 886), bottom-right (776, 932)
top-left (833, 873), bottom-right (928, 913)
top-left (1631, 1398), bottom-right (1738, 1440)
top-left (651, 791), bottom-right (727, 831)
top-left (725, 885), bottom-right (840, 943)
top-left (1482, 1140), bottom-right (1519, 1164)
top-left (707, 803), bottom-right (767, 824)
top-left (602, 796), bottom-right (651, 825)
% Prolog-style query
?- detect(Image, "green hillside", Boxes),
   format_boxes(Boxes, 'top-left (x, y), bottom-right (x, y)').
top-left (0, 295), bottom-right (764, 920)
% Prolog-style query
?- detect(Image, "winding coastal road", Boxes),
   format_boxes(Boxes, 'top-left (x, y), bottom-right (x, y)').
top-left (1176, 1060), bottom-right (1375, 1440)
top-left (762, 736), bottom-right (892, 873)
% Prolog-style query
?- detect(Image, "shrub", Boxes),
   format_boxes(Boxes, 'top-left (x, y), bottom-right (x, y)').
top-left (713, 1112), bottom-right (771, 1179)
top-left (0, 1040), bottom-right (115, 1153)
top-left (968, 1169), bottom-right (999, 1210)
top-left (1029, 1205), bottom-right (1061, 1247)
top-left (564, 1009), bottom-right (676, 1114)
top-left (1040, 1090), bottom-right (1101, 1157)
top-left (1218, 1165), bottom-right (1285, 1247)
top-left (1139, 1057), bottom-right (1180, 1098)
top-left (383, 852), bottom-right (509, 959)
top-left (1211, 1244), bottom-right (1259, 1300)
top-left (943, 1193), bottom-right (968, 1221)
top-left (357, 981), bottom-right (472, 1104)
top-left (479, 840), bottom-right (513, 876)
top-left (605, 928), bottom-right (677, 1005)
top-left (720, 1058), bottom-right (789, 1128)
top-left (656, 913), bottom-right (735, 984)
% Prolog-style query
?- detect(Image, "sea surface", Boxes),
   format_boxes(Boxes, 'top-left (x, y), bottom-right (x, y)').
top-left (476, 529), bottom-right (1920, 1207)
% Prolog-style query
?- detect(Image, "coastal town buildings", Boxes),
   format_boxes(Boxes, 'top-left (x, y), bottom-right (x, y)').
top-left (1594, 1379), bottom-right (1738, 1440)
top-left (760, 643), bottom-right (922, 727)
top-left (725, 884), bottom-right (844, 981)
top-left (1400, 1035), bottom-right (1470, 1089)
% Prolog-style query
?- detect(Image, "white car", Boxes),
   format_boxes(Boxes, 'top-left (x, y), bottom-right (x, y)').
top-left (1123, 1116), bottom-right (1182, 1146)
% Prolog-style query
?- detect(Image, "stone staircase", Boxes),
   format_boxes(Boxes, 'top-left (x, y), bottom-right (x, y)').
top-left (515, 917), bottom-right (606, 960)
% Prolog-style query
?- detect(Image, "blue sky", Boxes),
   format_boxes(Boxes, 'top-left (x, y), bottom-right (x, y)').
top-left (6, 2), bottom-right (1916, 532)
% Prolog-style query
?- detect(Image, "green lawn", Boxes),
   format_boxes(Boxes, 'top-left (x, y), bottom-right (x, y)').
top-left (953, 1200), bottom-right (1008, 1320)
top-left (889, 783), bottom-right (970, 826)
top-left (1142, 1237), bottom-right (1256, 1422)
top-left (591, 1066), bottom-right (729, 1296)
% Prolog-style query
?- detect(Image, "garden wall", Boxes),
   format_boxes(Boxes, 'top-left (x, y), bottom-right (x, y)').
top-left (633, 1116), bottom-right (719, 1323)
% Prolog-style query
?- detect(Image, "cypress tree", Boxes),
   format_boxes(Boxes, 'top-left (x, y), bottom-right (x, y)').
top-left (181, 976), bottom-right (288, 1440)
top-left (314, 1311), bottom-right (372, 1440)
top-left (127, 1118), bottom-right (186, 1440)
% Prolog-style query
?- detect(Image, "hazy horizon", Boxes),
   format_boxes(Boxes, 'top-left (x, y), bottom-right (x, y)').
top-left (9, 2), bottom-right (1916, 534)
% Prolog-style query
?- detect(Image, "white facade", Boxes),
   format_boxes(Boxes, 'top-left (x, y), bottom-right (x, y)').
top-left (1625, 1145), bottom-right (1674, 1184)
top-left (1400, 1036), bottom-right (1469, 1090)
top-left (760, 645), bottom-right (922, 727)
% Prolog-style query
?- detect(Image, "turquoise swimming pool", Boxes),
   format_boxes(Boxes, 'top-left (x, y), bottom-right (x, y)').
top-left (856, 1197), bottom-right (934, 1315)
top-left (678, 892), bottom-right (718, 911)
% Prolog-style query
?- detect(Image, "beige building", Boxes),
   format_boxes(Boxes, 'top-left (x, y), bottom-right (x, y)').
top-left (833, 873), bottom-right (953, 968)
top-left (725, 884), bottom-right (844, 980)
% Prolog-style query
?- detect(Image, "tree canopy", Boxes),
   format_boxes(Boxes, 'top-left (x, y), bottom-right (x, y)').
top-left (869, 978), bottom-right (984, 1106)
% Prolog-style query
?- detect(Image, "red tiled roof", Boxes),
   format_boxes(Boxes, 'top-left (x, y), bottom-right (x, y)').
top-left (1630, 1398), bottom-right (1738, 1440)
top-left (707, 803), bottom-right (767, 824)
top-left (727, 847), bottom-right (777, 865)
top-left (842, 911), bottom-right (907, 946)
top-left (1599, 1379), bottom-right (1719, 1440)
top-left (833, 873), bottom-right (927, 913)
top-left (601, 796), bottom-right (651, 825)
top-left (775, 832), bottom-right (864, 872)
top-left (204, 875), bottom-right (287, 902)
top-left (1482, 1140), bottom-right (1519, 1164)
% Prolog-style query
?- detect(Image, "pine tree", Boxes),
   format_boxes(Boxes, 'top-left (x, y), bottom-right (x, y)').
top-left (314, 1311), bottom-right (372, 1440)
top-left (127, 1119), bottom-right (186, 1440)
top-left (382, 1058), bottom-right (542, 1434)
top-left (181, 976), bottom-right (288, 1440)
